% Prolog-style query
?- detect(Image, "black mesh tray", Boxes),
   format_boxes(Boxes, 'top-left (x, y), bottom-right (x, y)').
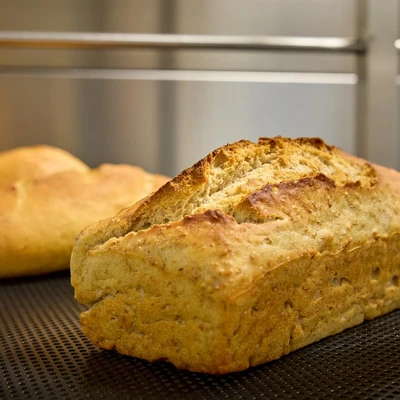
top-left (1, 271), bottom-right (399, 400)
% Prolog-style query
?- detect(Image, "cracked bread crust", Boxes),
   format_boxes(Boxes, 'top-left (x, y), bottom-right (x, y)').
top-left (0, 145), bottom-right (168, 278)
top-left (71, 137), bottom-right (400, 374)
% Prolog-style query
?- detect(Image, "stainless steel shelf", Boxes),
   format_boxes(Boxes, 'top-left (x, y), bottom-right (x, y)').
top-left (0, 31), bottom-right (367, 53)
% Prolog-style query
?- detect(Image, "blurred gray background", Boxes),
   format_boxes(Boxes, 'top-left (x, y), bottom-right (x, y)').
top-left (0, 0), bottom-right (398, 177)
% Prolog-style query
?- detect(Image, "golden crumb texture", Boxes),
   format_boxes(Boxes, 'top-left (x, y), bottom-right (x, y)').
top-left (0, 145), bottom-right (168, 278)
top-left (70, 136), bottom-right (400, 374)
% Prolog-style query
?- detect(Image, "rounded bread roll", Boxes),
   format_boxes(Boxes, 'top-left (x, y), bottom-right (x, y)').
top-left (0, 145), bottom-right (168, 278)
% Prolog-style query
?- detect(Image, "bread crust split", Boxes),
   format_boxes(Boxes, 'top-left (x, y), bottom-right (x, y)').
top-left (71, 136), bottom-right (400, 374)
top-left (0, 145), bottom-right (168, 278)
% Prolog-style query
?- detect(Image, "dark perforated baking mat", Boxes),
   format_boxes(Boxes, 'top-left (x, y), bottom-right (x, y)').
top-left (0, 271), bottom-right (399, 400)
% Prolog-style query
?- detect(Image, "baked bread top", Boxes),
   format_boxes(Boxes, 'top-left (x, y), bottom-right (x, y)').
top-left (0, 145), bottom-right (168, 278)
top-left (71, 136), bottom-right (400, 304)
top-left (0, 145), bottom-right (89, 185)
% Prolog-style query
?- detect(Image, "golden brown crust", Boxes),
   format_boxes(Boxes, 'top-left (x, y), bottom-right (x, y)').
top-left (0, 145), bottom-right (169, 278)
top-left (0, 145), bottom-right (89, 185)
top-left (71, 136), bottom-right (400, 373)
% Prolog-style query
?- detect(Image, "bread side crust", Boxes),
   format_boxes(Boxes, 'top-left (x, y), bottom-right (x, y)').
top-left (78, 233), bottom-right (400, 374)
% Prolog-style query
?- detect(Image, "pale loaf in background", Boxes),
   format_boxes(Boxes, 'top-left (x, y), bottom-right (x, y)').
top-left (71, 137), bottom-right (400, 374)
top-left (0, 145), bottom-right (168, 278)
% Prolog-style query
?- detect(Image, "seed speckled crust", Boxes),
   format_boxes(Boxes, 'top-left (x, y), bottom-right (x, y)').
top-left (71, 136), bottom-right (400, 374)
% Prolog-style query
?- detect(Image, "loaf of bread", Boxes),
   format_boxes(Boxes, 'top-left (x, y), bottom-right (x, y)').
top-left (71, 137), bottom-right (400, 374)
top-left (0, 145), bottom-right (168, 278)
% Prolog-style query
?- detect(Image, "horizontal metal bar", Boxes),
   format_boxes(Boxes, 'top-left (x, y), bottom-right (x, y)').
top-left (0, 66), bottom-right (359, 84)
top-left (0, 31), bottom-right (366, 53)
